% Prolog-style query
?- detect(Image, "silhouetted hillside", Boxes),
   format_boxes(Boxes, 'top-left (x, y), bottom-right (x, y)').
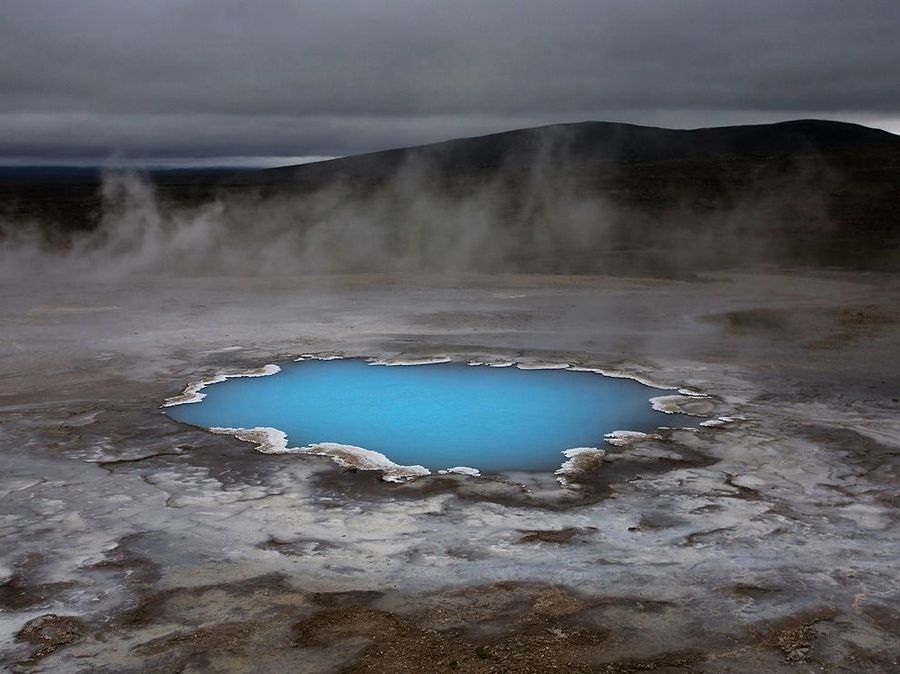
top-left (247, 119), bottom-right (898, 185)
top-left (1, 120), bottom-right (898, 274)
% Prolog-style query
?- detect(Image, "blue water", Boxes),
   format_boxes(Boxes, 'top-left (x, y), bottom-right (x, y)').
top-left (166, 359), bottom-right (687, 472)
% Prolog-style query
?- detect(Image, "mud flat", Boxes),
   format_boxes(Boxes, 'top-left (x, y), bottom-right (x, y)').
top-left (1, 271), bottom-right (898, 672)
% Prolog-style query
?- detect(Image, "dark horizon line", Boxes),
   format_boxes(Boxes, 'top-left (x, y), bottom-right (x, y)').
top-left (0, 117), bottom-right (897, 172)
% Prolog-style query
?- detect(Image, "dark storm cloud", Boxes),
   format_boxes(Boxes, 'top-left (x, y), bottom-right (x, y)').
top-left (1, 0), bottom-right (898, 158)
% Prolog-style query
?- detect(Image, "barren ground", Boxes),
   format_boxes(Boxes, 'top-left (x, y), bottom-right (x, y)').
top-left (1, 271), bottom-right (898, 672)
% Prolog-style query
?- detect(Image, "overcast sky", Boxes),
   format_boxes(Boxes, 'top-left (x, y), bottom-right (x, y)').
top-left (1, 0), bottom-right (898, 163)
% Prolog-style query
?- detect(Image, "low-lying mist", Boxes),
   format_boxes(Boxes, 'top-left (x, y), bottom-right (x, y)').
top-left (0, 151), bottom-right (884, 281)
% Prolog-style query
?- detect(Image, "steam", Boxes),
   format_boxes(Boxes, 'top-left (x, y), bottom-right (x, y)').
top-left (0, 150), bottom-right (847, 281)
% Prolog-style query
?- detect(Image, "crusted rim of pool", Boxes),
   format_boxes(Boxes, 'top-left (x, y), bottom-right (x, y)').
top-left (161, 352), bottom-right (720, 483)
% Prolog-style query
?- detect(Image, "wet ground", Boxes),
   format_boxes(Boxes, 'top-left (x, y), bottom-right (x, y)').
top-left (0, 271), bottom-right (898, 672)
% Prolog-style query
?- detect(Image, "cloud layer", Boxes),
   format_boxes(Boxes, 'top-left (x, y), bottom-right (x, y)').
top-left (1, 1), bottom-right (898, 158)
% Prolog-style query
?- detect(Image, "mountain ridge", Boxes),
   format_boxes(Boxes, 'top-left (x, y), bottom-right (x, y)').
top-left (247, 119), bottom-right (898, 184)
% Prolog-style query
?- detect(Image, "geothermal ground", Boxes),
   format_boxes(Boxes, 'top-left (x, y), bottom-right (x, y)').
top-left (1, 271), bottom-right (898, 672)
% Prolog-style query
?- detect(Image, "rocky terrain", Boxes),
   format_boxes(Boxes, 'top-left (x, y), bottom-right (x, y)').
top-left (1, 271), bottom-right (897, 672)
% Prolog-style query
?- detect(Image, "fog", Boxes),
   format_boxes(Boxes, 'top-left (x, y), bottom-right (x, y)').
top-left (0, 155), bottom-right (848, 282)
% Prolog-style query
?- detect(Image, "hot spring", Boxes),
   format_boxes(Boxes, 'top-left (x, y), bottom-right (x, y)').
top-left (166, 358), bottom-right (692, 473)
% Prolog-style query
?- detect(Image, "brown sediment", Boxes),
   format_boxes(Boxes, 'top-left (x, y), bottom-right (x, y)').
top-left (0, 554), bottom-right (76, 612)
top-left (517, 527), bottom-right (596, 544)
top-left (15, 614), bottom-right (85, 665)
top-left (57, 577), bottom-right (872, 672)
top-left (1, 271), bottom-right (898, 671)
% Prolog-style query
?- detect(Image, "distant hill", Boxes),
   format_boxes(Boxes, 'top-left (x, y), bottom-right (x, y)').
top-left (2, 120), bottom-right (898, 273)
top-left (246, 119), bottom-right (899, 185)
top-left (222, 119), bottom-right (900, 274)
